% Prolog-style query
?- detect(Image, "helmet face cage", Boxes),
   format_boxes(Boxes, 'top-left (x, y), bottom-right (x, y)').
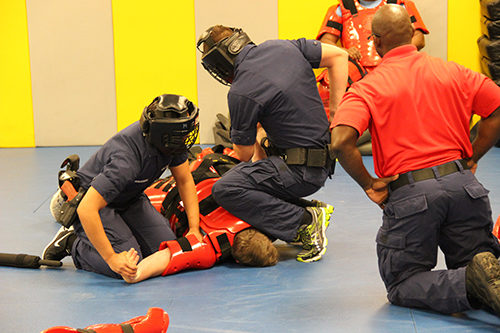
top-left (200, 50), bottom-right (235, 85)
top-left (197, 27), bottom-right (252, 85)
top-left (161, 119), bottom-right (199, 155)
top-left (141, 94), bottom-right (200, 155)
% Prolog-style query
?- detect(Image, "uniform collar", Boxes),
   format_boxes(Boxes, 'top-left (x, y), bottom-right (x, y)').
top-left (381, 44), bottom-right (418, 63)
top-left (234, 44), bottom-right (255, 71)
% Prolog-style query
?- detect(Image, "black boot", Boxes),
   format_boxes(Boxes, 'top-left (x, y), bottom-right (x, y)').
top-left (466, 252), bottom-right (500, 315)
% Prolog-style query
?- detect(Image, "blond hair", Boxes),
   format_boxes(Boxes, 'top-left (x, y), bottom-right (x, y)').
top-left (232, 228), bottom-right (278, 267)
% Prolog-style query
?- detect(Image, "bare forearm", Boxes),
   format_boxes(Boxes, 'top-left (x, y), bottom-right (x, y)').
top-left (252, 124), bottom-right (268, 161)
top-left (335, 145), bottom-right (372, 191)
top-left (328, 62), bottom-right (348, 120)
top-left (320, 43), bottom-right (349, 120)
top-left (123, 248), bottom-right (171, 284)
top-left (170, 161), bottom-right (200, 232)
top-left (331, 126), bottom-right (372, 190)
top-left (177, 181), bottom-right (200, 231)
top-left (331, 126), bottom-right (397, 207)
top-left (233, 144), bottom-right (254, 162)
top-left (471, 108), bottom-right (500, 163)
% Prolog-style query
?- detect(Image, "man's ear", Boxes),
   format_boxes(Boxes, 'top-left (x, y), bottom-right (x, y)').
top-left (374, 36), bottom-right (385, 58)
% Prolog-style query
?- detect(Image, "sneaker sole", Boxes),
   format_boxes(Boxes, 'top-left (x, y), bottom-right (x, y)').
top-left (468, 252), bottom-right (500, 316)
top-left (296, 246), bottom-right (327, 263)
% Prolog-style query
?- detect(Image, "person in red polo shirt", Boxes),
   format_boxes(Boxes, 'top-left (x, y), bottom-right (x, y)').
top-left (331, 5), bottom-right (500, 316)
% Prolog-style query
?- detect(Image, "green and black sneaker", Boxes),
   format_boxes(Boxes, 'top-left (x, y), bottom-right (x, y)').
top-left (296, 206), bottom-right (330, 262)
top-left (290, 200), bottom-right (333, 246)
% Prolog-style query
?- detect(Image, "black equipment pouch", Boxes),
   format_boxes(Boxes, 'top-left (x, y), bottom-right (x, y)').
top-left (54, 154), bottom-right (86, 228)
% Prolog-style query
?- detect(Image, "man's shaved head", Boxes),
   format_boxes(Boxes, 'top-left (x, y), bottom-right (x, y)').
top-left (372, 4), bottom-right (415, 57)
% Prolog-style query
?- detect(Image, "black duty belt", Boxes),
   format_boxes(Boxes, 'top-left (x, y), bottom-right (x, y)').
top-left (260, 137), bottom-right (336, 174)
top-left (389, 159), bottom-right (469, 191)
top-left (281, 147), bottom-right (332, 167)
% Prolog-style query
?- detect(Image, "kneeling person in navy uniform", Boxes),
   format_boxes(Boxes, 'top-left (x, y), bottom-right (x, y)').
top-left (331, 5), bottom-right (500, 316)
top-left (42, 94), bottom-right (203, 280)
top-left (197, 25), bottom-right (348, 262)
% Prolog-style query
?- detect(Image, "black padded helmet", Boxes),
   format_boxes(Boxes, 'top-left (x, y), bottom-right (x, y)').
top-left (197, 26), bottom-right (252, 85)
top-left (140, 94), bottom-right (199, 155)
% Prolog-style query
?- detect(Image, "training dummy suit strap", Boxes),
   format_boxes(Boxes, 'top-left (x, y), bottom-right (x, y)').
top-left (76, 325), bottom-right (133, 333)
top-left (145, 146), bottom-right (251, 276)
top-left (145, 145), bottom-right (241, 237)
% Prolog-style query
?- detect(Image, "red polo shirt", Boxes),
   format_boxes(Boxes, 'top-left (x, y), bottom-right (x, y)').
top-left (331, 44), bottom-right (500, 178)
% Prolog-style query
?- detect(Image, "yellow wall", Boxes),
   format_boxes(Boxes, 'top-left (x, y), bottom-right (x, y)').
top-left (0, 1), bottom-right (35, 148)
top-left (0, 1), bottom-right (488, 147)
top-left (111, 0), bottom-right (198, 131)
top-left (278, 0), bottom-right (338, 77)
top-left (448, 1), bottom-right (481, 71)
top-left (448, 1), bottom-right (482, 126)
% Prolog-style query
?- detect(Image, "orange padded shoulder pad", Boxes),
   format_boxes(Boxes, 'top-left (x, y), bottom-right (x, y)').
top-left (316, 5), bottom-right (342, 40)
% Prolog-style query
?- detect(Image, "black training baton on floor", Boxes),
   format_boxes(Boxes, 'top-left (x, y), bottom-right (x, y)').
top-left (0, 253), bottom-right (62, 268)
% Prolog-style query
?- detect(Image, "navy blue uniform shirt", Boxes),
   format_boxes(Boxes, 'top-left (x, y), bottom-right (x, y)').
top-left (77, 121), bottom-right (187, 208)
top-left (228, 38), bottom-right (330, 150)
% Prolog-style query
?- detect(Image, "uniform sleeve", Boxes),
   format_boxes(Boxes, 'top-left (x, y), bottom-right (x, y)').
top-left (403, 0), bottom-right (429, 34)
top-left (472, 75), bottom-right (500, 118)
top-left (227, 93), bottom-right (260, 146)
top-left (330, 90), bottom-right (371, 136)
top-left (89, 152), bottom-right (142, 204)
top-left (289, 38), bottom-right (322, 69)
top-left (316, 5), bottom-right (343, 40)
top-left (170, 151), bottom-right (188, 167)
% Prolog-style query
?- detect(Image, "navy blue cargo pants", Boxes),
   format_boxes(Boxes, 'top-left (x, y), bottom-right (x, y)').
top-left (211, 156), bottom-right (324, 242)
top-left (378, 160), bottom-right (500, 314)
top-left (71, 193), bottom-right (176, 278)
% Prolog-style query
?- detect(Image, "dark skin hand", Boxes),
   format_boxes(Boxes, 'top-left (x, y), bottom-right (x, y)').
top-left (331, 6), bottom-right (500, 210)
top-left (330, 125), bottom-right (398, 209)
